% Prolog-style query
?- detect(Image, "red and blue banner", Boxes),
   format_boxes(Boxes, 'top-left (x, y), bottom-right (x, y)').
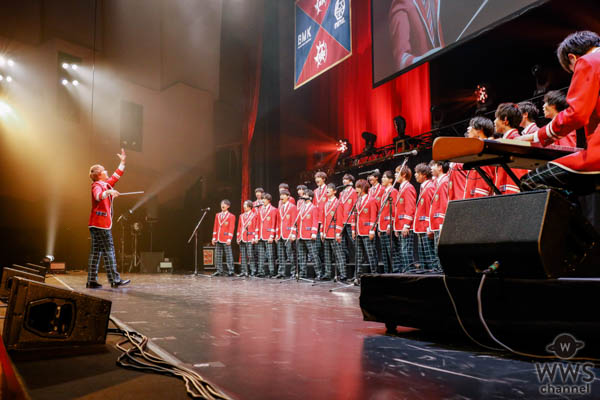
top-left (294, 0), bottom-right (352, 89)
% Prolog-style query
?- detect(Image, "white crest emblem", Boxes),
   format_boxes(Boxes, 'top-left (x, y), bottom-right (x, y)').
top-left (314, 0), bottom-right (326, 15)
top-left (314, 41), bottom-right (327, 67)
top-left (334, 0), bottom-right (346, 29)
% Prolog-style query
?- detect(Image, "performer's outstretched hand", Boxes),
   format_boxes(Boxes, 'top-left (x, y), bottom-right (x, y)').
top-left (117, 148), bottom-right (127, 163)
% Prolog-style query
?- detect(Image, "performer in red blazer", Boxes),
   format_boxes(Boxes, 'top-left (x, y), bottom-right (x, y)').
top-left (212, 199), bottom-right (236, 276)
top-left (447, 162), bottom-right (466, 201)
top-left (429, 161), bottom-right (450, 270)
top-left (389, 0), bottom-right (444, 69)
top-left (377, 171), bottom-right (399, 274)
top-left (494, 103), bottom-right (526, 195)
top-left (313, 171), bottom-right (328, 254)
top-left (339, 174), bottom-right (357, 263)
top-left (393, 165), bottom-right (417, 272)
top-left (87, 148), bottom-right (130, 289)
top-left (275, 190), bottom-right (297, 278)
top-left (320, 184), bottom-right (346, 280)
top-left (237, 200), bottom-right (257, 277)
top-left (519, 101), bottom-right (540, 137)
top-left (256, 193), bottom-right (278, 277)
top-left (296, 189), bottom-right (323, 279)
top-left (352, 179), bottom-right (378, 282)
top-left (542, 90), bottom-right (577, 147)
top-left (463, 117), bottom-right (496, 199)
top-left (520, 31), bottom-right (600, 194)
top-left (368, 170), bottom-right (386, 212)
top-left (413, 163), bottom-right (437, 270)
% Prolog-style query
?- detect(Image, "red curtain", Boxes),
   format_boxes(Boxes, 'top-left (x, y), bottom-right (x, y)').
top-left (280, 0), bottom-right (431, 172)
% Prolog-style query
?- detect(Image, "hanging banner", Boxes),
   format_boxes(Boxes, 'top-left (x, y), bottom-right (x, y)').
top-left (294, 0), bottom-right (352, 89)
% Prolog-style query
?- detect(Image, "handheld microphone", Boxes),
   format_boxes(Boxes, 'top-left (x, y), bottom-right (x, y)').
top-left (393, 149), bottom-right (418, 158)
top-left (358, 168), bottom-right (380, 176)
top-left (200, 207), bottom-right (211, 211)
top-left (336, 183), bottom-right (352, 190)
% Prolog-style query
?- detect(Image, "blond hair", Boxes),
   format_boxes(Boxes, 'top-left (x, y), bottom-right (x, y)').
top-left (89, 164), bottom-right (103, 181)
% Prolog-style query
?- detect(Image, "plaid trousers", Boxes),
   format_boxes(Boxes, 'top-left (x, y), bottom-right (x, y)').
top-left (340, 224), bottom-right (355, 263)
top-left (277, 239), bottom-right (294, 276)
top-left (215, 242), bottom-right (234, 274)
top-left (356, 235), bottom-right (377, 275)
top-left (379, 231), bottom-right (395, 273)
top-left (323, 238), bottom-right (346, 278)
top-left (392, 231), bottom-right (415, 273)
top-left (297, 239), bottom-right (322, 277)
top-left (433, 230), bottom-right (442, 270)
top-left (88, 228), bottom-right (121, 284)
top-left (521, 163), bottom-right (598, 197)
top-left (257, 240), bottom-right (276, 275)
top-left (239, 241), bottom-right (255, 274)
top-left (416, 233), bottom-right (437, 270)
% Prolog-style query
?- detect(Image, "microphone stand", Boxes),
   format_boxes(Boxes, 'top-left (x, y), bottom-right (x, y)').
top-left (187, 209), bottom-right (209, 276)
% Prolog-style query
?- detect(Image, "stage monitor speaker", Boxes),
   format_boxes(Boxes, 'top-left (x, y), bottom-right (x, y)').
top-left (2, 277), bottom-right (112, 352)
top-left (140, 251), bottom-right (164, 273)
top-left (0, 268), bottom-right (45, 298)
top-left (439, 190), bottom-right (600, 278)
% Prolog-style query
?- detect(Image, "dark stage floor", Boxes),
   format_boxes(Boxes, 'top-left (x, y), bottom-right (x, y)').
top-left (14, 272), bottom-right (600, 400)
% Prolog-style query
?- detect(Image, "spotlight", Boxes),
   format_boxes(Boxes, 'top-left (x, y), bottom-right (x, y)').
top-left (72, 80), bottom-right (79, 86)
top-left (5, 76), bottom-right (12, 83)
top-left (361, 131), bottom-right (377, 155)
top-left (7, 59), bottom-right (14, 67)
top-left (62, 62), bottom-right (70, 69)
top-left (336, 139), bottom-right (352, 158)
top-left (43, 255), bottom-right (55, 263)
top-left (61, 79), bottom-right (69, 85)
top-left (71, 64), bottom-right (78, 70)
top-left (475, 84), bottom-right (488, 104)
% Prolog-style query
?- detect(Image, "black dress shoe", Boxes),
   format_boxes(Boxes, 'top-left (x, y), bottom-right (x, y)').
top-left (86, 281), bottom-right (102, 289)
top-left (256, 274), bottom-right (265, 278)
top-left (227, 272), bottom-right (234, 277)
top-left (111, 279), bottom-right (131, 288)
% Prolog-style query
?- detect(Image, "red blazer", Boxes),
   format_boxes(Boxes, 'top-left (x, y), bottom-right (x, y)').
top-left (389, 0), bottom-right (444, 69)
top-left (276, 202), bottom-right (297, 240)
top-left (448, 162), bottom-right (466, 201)
top-left (313, 184), bottom-right (328, 223)
top-left (556, 131), bottom-right (577, 147)
top-left (377, 186), bottom-right (398, 232)
top-left (502, 129), bottom-right (521, 139)
top-left (537, 50), bottom-right (600, 172)
top-left (212, 211), bottom-right (236, 244)
top-left (414, 179), bottom-right (435, 233)
top-left (429, 173), bottom-right (449, 231)
top-left (522, 122), bottom-right (539, 136)
top-left (353, 194), bottom-right (377, 237)
top-left (394, 181), bottom-right (417, 231)
top-left (237, 211), bottom-right (257, 243)
top-left (298, 203), bottom-right (319, 240)
top-left (88, 164), bottom-right (124, 229)
top-left (464, 167), bottom-right (495, 199)
top-left (258, 203), bottom-right (278, 241)
top-left (321, 198), bottom-right (343, 239)
top-left (339, 186), bottom-right (357, 226)
top-left (494, 167), bottom-right (524, 195)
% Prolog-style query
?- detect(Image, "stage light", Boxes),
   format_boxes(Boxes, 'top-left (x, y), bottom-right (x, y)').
top-left (72, 80), bottom-right (79, 86)
top-left (43, 255), bottom-right (55, 263)
top-left (71, 64), bottom-right (78, 70)
top-left (475, 85), bottom-right (488, 104)
top-left (336, 140), bottom-right (347, 153)
top-left (5, 76), bottom-right (12, 83)
top-left (62, 62), bottom-right (70, 69)
top-left (61, 79), bottom-right (69, 85)
top-left (361, 131), bottom-right (377, 155)
top-left (0, 56), bottom-right (4, 66)
top-left (7, 59), bottom-right (14, 67)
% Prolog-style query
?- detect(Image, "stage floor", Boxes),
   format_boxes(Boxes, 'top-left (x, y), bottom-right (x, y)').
top-left (16, 272), bottom-right (600, 399)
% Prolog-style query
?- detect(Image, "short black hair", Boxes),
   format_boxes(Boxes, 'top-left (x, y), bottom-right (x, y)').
top-left (221, 199), bottom-right (231, 206)
top-left (367, 170), bottom-right (381, 179)
top-left (255, 187), bottom-right (264, 194)
top-left (280, 189), bottom-right (290, 197)
top-left (518, 101), bottom-right (539, 121)
top-left (264, 193), bottom-right (272, 202)
top-left (544, 90), bottom-right (569, 112)
top-left (557, 31), bottom-right (600, 73)
top-left (279, 183), bottom-right (289, 189)
top-left (326, 183), bottom-right (337, 192)
top-left (342, 173), bottom-right (355, 183)
top-left (469, 116), bottom-right (494, 138)
top-left (415, 163), bottom-right (432, 179)
top-left (296, 184), bottom-right (308, 191)
top-left (243, 200), bottom-right (253, 209)
top-left (495, 103), bottom-right (522, 129)
top-left (315, 171), bottom-right (327, 181)
top-left (430, 160), bottom-right (450, 173)
top-left (382, 170), bottom-right (394, 180)
top-left (304, 189), bottom-right (314, 200)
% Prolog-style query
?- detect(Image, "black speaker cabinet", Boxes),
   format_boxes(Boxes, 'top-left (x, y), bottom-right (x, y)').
top-left (439, 190), bottom-right (600, 278)
top-left (2, 277), bottom-right (112, 351)
top-left (0, 268), bottom-right (45, 298)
